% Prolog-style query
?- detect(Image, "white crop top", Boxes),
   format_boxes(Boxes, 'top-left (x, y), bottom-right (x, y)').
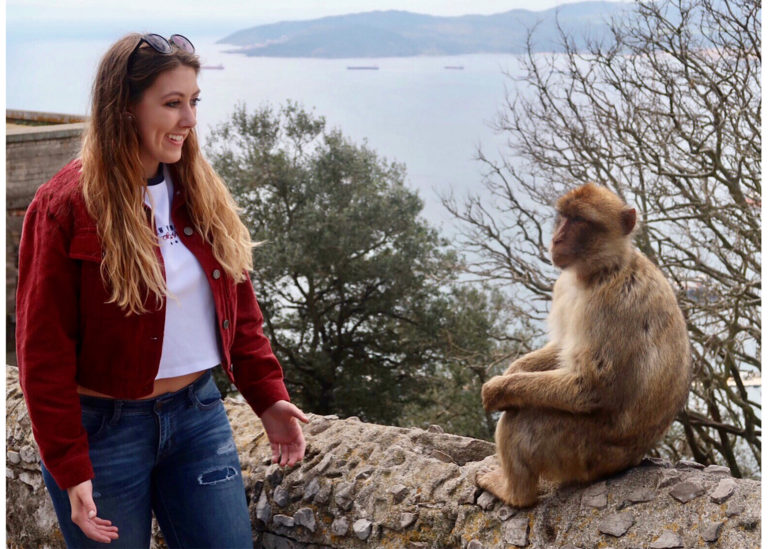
top-left (143, 165), bottom-right (221, 379)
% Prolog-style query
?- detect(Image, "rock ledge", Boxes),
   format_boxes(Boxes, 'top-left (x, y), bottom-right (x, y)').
top-left (6, 366), bottom-right (761, 548)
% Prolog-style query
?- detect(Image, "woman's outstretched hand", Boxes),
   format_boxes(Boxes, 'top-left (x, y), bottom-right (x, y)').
top-left (260, 400), bottom-right (309, 467)
top-left (66, 480), bottom-right (119, 543)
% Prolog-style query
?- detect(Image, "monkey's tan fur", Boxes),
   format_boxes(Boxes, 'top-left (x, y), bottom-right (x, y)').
top-left (477, 184), bottom-right (691, 507)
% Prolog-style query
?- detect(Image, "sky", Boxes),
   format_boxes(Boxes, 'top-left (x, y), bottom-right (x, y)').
top-left (7, 0), bottom-right (632, 39)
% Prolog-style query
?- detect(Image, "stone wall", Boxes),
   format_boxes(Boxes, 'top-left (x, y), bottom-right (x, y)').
top-left (7, 366), bottom-right (761, 548)
top-left (6, 110), bottom-right (86, 357)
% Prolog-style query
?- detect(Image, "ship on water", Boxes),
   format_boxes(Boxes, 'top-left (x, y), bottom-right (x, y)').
top-left (346, 65), bottom-right (379, 70)
top-left (202, 64), bottom-right (225, 70)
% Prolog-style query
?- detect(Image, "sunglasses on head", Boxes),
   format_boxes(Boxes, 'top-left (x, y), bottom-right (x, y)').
top-left (129, 33), bottom-right (195, 62)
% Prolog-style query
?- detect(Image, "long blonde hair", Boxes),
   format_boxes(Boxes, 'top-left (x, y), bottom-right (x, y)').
top-left (81, 33), bottom-right (253, 314)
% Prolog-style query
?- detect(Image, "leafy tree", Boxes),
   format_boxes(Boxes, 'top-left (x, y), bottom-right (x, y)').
top-left (207, 103), bottom-right (507, 429)
top-left (445, 0), bottom-right (760, 475)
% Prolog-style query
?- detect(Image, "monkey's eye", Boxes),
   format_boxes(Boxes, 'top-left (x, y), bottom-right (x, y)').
top-left (570, 215), bottom-right (587, 224)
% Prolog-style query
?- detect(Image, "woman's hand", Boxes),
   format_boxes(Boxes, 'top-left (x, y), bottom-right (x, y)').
top-left (260, 400), bottom-right (309, 467)
top-left (66, 480), bottom-right (119, 543)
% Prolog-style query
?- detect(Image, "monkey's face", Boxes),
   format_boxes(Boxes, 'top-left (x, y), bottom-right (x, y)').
top-left (550, 214), bottom-right (595, 269)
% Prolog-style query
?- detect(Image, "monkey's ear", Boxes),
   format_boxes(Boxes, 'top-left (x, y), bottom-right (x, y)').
top-left (621, 208), bottom-right (636, 235)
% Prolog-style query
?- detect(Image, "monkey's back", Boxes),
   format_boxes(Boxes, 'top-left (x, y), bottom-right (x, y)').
top-left (593, 250), bottom-right (691, 454)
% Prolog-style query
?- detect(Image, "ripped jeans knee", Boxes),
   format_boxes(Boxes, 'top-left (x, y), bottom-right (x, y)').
top-left (198, 465), bottom-right (240, 486)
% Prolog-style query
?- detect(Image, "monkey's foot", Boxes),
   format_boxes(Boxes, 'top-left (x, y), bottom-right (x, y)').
top-left (475, 468), bottom-right (538, 508)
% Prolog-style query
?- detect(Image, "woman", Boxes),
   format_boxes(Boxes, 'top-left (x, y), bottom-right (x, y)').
top-left (16, 33), bottom-right (308, 548)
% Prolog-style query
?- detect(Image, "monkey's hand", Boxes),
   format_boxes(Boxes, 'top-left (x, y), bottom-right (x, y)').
top-left (482, 375), bottom-right (515, 411)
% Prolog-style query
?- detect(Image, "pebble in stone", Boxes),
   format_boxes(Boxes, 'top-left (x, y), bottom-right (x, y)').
top-left (477, 491), bottom-right (497, 510)
top-left (8, 451), bottom-right (20, 465)
top-left (19, 445), bottom-right (37, 463)
top-left (407, 543), bottom-right (427, 549)
top-left (273, 485), bottom-right (289, 507)
top-left (675, 459), bottom-right (705, 470)
top-left (334, 482), bottom-right (355, 510)
top-left (502, 516), bottom-right (529, 547)
top-left (703, 465), bottom-right (731, 475)
top-left (669, 480), bottom-right (705, 503)
top-left (627, 488), bottom-right (655, 503)
top-left (389, 484), bottom-right (410, 504)
top-left (725, 501), bottom-right (744, 517)
top-left (266, 464), bottom-right (284, 486)
top-left (467, 540), bottom-right (484, 549)
top-left (457, 483), bottom-right (476, 505)
top-left (314, 483), bottom-right (332, 504)
top-left (353, 518), bottom-right (373, 540)
top-left (400, 512), bottom-right (418, 530)
top-left (427, 424), bottom-right (444, 433)
top-left (314, 453), bottom-right (335, 474)
top-left (598, 512), bottom-right (635, 537)
top-left (19, 472), bottom-right (42, 490)
top-left (330, 516), bottom-right (349, 536)
top-left (657, 471), bottom-right (682, 488)
top-left (303, 477), bottom-right (320, 502)
top-left (355, 468), bottom-right (374, 480)
top-left (431, 450), bottom-right (454, 463)
top-left (709, 478), bottom-right (736, 504)
top-left (582, 493), bottom-right (608, 509)
top-left (497, 505), bottom-right (516, 521)
top-left (700, 521), bottom-right (724, 542)
top-left (641, 457), bottom-right (672, 468)
top-left (273, 514), bottom-right (295, 528)
top-left (293, 508), bottom-right (316, 532)
top-left (649, 531), bottom-right (683, 548)
top-left (255, 491), bottom-right (271, 525)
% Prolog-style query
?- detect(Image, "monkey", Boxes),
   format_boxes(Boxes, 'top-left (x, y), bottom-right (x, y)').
top-left (476, 183), bottom-right (691, 508)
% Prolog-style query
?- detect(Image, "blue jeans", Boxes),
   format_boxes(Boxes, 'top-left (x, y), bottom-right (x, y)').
top-left (42, 370), bottom-right (253, 548)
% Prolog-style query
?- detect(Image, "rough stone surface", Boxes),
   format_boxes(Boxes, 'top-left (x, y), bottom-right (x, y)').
top-left (598, 511), bottom-right (635, 537)
top-left (273, 514), bottom-right (295, 528)
top-left (709, 477), bottom-right (737, 504)
top-left (5, 366), bottom-right (762, 548)
top-left (330, 516), bottom-right (349, 536)
top-left (6, 122), bottom-right (87, 320)
top-left (649, 531), bottom-right (683, 548)
top-left (700, 520), bottom-right (724, 542)
top-left (293, 507), bottom-right (316, 532)
top-left (669, 480), bottom-right (706, 503)
top-left (502, 516), bottom-right (529, 546)
top-left (352, 518), bottom-right (372, 540)
top-left (703, 464), bottom-right (732, 475)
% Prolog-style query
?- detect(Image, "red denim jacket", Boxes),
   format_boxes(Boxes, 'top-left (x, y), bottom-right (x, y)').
top-left (16, 160), bottom-right (290, 490)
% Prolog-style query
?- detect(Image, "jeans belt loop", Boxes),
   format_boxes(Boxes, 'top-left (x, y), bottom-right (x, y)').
top-left (110, 400), bottom-right (123, 426)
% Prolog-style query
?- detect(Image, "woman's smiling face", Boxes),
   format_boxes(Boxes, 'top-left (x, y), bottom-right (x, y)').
top-left (131, 64), bottom-right (200, 178)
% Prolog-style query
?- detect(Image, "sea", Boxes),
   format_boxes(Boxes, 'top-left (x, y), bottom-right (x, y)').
top-left (6, 34), bottom-right (524, 233)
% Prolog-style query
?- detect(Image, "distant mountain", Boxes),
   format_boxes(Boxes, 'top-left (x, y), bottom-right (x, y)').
top-left (217, 2), bottom-right (633, 58)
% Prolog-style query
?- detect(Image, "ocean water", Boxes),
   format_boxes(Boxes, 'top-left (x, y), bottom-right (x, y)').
top-left (7, 35), bottom-right (523, 230)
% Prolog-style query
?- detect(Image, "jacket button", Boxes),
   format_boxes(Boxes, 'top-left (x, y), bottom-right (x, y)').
top-left (223, 319), bottom-right (230, 329)
top-left (212, 269), bottom-right (221, 279)
top-left (183, 227), bottom-right (194, 236)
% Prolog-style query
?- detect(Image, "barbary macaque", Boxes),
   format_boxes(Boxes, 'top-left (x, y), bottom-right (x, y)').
top-left (477, 183), bottom-right (691, 507)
